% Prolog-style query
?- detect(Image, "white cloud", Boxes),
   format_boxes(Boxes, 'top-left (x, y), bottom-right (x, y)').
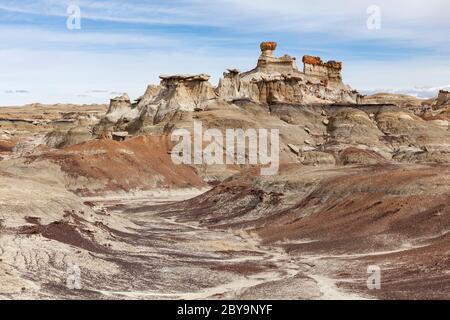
top-left (0, 48), bottom-right (255, 105)
top-left (0, 26), bottom-right (183, 48)
top-left (2, 0), bottom-right (450, 38)
top-left (0, 0), bottom-right (449, 105)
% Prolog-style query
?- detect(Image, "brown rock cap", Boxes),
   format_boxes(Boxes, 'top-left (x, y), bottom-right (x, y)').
top-left (303, 55), bottom-right (342, 70)
top-left (326, 60), bottom-right (342, 70)
top-left (260, 41), bottom-right (277, 52)
top-left (302, 55), bottom-right (323, 65)
top-left (159, 74), bottom-right (211, 81)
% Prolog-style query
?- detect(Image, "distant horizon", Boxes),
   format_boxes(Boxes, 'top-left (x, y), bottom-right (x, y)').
top-left (2, 80), bottom-right (450, 108)
top-left (1, 0), bottom-right (450, 105)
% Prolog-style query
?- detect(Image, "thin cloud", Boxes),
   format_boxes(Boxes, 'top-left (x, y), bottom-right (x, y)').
top-left (1, 0), bottom-right (448, 45)
top-left (4, 90), bottom-right (29, 94)
top-left (0, 1), bottom-right (449, 105)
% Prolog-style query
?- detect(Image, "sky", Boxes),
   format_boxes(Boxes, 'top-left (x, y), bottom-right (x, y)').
top-left (0, 0), bottom-right (450, 105)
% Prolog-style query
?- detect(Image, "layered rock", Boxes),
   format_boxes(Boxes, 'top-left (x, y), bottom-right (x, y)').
top-left (302, 55), bottom-right (342, 82)
top-left (97, 74), bottom-right (218, 133)
top-left (217, 41), bottom-right (361, 104)
top-left (97, 42), bottom-right (366, 138)
top-left (91, 43), bottom-right (450, 167)
top-left (434, 90), bottom-right (450, 109)
top-left (105, 93), bottom-right (138, 123)
top-left (156, 74), bottom-right (217, 116)
top-left (257, 41), bottom-right (299, 73)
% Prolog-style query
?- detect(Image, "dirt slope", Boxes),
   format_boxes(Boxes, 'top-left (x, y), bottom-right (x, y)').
top-left (146, 163), bottom-right (450, 299)
top-left (27, 135), bottom-right (206, 195)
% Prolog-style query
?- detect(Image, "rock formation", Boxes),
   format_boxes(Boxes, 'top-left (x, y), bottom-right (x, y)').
top-left (93, 42), bottom-right (450, 167)
top-left (99, 42), bottom-right (362, 131)
top-left (96, 74), bottom-right (218, 133)
top-left (434, 90), bottom-right (450, 109)
top-left (257, 41), bottom-right (299, 73)
top-left (2, 42), bottom-right (450, 301)
top-left (154, 74), bottom-right (217, 119)
top-left (302, 55), bottom-right (342, 82)
top-left (105, 93), bottom-right (139, 123)
top-left (217, 42), bottom-right (361, 105)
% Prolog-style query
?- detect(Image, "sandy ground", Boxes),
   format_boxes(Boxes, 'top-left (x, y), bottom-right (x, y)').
top-left (1, 85), bottom-right (449, 301)
top-left (0, 190), bottom-right (372, 300)
top-left (1, 164), bottom-right (448, 300)
top-left (88, 193), bottom-right (371, 300)
top-left (0, 163), bottom-right (450, 300)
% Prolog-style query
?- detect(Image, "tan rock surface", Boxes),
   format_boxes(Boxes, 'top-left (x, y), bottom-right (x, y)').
top-left (1, 42), bottom-right (450, 300)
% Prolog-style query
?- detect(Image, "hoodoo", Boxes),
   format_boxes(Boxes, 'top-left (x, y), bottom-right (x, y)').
top-left (218, 41), bottom-right (360, 104)
top-left (99, 42), bottom-right (362, 132)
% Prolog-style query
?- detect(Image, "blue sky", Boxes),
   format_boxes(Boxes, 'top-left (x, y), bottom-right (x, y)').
top-left (1, 0), bottom-right (450, 105)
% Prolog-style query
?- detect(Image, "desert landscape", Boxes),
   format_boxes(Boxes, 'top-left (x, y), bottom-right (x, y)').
top-left (0, 41), bottom-right (449, 300)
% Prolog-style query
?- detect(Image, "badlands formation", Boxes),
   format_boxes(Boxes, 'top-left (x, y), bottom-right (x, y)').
top-left (0, 43), bottom-right (449, 300)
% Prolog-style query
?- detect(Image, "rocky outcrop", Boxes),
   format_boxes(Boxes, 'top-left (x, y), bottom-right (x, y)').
top-left (217, 42), bottom-right (361, 105)
top-left (302, 55), bottom-right (342, 82)
top-left (216, 69), bottom-right (243, 100)
top-left (105, 93), bottom-right (138, 123)
top-left (434, 90), bottom-right (450, 109)
top-left (98, 42), bottom-right (362, 133)
top-left (256, 41), bottom-right (299, 73)
top-left (155, 74), bottom-right (217, 118)
top-left (97, 74), bottom-right (218, 133)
